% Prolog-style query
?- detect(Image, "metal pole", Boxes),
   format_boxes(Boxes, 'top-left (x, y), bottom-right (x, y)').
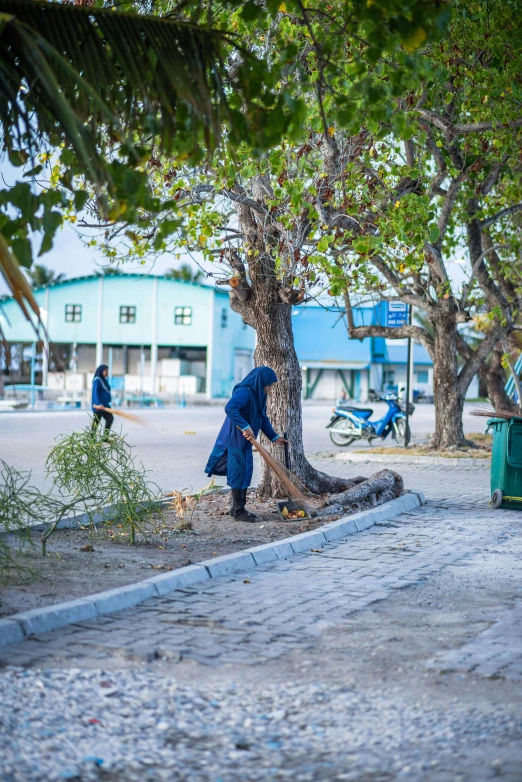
top-left (108, 346), bottom-right (113, 386)
top-left (404, 307), bottom-right (412, 447)
top-left (140, 346), bottom-right (145, 408)
top-left (31, 342), bottom-right (36, 409)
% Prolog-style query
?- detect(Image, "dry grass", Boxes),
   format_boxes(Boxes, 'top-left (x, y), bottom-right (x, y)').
top-left (353, 432), bottom-right (492, 459)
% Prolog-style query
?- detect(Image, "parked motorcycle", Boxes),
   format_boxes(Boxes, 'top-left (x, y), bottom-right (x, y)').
top-left (326, 393), bottom-right (414, 447)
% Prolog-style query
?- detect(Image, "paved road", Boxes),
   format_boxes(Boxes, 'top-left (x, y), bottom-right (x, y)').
top-left (1, 460), bottom-right (521, 781)
top-left (0, 402), bottom-right (485, 494)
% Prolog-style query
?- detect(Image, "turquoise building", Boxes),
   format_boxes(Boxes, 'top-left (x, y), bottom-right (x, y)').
top-left (0, 274), bottom-right (254, 399)
top-left (0, 274), bottom-right (442, 403)
top-left (291, 303), bottom-right (435, 400)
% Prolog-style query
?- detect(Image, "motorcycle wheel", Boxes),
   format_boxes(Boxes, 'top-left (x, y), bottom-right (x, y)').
top-left (393, 418), bottom-right (411, 447)
top-left (329, 420), bottom-right (358, 446)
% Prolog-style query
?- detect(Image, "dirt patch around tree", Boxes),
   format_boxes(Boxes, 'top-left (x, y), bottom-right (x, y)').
top-left (1, 490), bottom-right (348, 619)
top-left (352, 432), bottom-right (492, 459)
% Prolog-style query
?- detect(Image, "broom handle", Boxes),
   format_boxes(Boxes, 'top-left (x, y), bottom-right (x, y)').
top-left (283, 431), bottom-right (290, 470)
top-left (237, 426), bottom-right (282, 475)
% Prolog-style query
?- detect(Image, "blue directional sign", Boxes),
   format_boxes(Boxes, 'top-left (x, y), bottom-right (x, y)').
top-left (386, 301), bottom-right (409, 327)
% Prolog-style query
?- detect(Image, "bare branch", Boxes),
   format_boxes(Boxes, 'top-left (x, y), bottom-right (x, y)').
top-left (456, 331), bottom-right (473, 362)
top-left (404, 139), bottom-right (415, 167)
top-left (481, 204), bottom-right (522, 229)
top-left (424, 243), bottom-right (449, 284)
top-left (460, 242), bottom-right (508, 305)
top-left (480, 157), bottom-right (508, 196)
top-left (417, 110), bottom-right (522, 137)
top-left (348, 324), bottom-right (435, 359)
top-left (437, 175), bottom-right (467, 242)
top-left (457, 326), bottom-right (503, 396)
top-left (223, 189), bottom-right (268, 217)
top-left (481, 231), bottom-right (519, 302)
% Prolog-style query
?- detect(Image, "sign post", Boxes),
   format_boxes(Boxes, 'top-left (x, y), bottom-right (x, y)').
top-left (385, 302), bottom-right (411, 447)
top-left (404, 308), bottom-right (412, 447)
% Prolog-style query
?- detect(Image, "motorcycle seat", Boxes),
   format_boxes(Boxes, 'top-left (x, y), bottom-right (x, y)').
top-left (338, 405), bottom-right (373, 415)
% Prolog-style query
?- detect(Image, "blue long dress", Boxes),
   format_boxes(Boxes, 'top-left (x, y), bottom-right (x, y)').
top-left (92, 365), bottom-right (111, 411)
top-left (205, 367), bottom-right (279, 489)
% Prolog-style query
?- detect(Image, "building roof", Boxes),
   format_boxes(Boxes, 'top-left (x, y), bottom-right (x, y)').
top-left (0, 272), bottom-right (224, 301)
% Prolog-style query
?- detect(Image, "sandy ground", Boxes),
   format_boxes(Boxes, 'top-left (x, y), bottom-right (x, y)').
top-left (1, 490), bottom-right (346, 618)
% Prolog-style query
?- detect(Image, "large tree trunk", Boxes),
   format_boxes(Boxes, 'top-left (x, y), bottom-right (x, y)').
top-left (252, 292), bottom-right (356, 498)
top-left (431, 310), bottom-right (468, 449)
top-left (221, 178), bottom-right (364, 499)
top-left (479, 341), bottom-right (517, 413)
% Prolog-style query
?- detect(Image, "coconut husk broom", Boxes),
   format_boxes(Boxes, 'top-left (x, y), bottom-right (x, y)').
top-left (246, 433), bottom-right (311, 513)
top-left (94, 405), bottom-right (148, 427)
top-left (471, 406), bottom-right (522, 421)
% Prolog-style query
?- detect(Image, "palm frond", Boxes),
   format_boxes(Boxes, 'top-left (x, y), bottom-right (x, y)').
top-left (0, 234), bottom-right (39, 318)
top-left (0, 0), bottom-right (241, 178)
top-left (0, 0), bottom-right (253, 315)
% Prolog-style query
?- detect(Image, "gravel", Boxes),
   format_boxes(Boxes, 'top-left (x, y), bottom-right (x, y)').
top-left (1, 666), bottom-right (521, 781)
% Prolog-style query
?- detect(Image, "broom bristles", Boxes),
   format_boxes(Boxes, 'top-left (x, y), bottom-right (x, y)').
top-left (471, 406), bottom-right (522, 420)
top-left (251, 437), bottom-right (311, 512)
top-left (97, 406), bottom-right (148, 427)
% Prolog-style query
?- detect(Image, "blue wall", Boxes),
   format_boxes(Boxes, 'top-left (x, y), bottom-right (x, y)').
top-left (291, 306), bottom-right (372, 365)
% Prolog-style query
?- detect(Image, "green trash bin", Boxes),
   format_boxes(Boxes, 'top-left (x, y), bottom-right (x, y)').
top-left (489, 416), bottom-right (522, 509)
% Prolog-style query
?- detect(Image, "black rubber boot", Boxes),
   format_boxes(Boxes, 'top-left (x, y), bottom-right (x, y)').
top-left (230, 489), bottom-right (259, 522)
top-left (230, 488), bottom-right (245, 517)
top-left (234, 508), bottom-right (259, 523)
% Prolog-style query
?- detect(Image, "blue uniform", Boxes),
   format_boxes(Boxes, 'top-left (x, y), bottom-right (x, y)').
top-left (92, 365), bottom-right (111, 411)
top-left (205, 367), bottom-right (278, 489)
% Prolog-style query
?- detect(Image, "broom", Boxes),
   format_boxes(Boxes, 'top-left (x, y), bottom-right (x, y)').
top-left (471, 406), bottom-right (522, 421)
top-left (243, 431), bottom-right (311, 514)
top-left (94, 405), bottom-right (148, 427)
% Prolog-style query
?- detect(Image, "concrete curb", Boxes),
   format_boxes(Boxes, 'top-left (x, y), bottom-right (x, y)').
top-left (336, 452), bottom-right (490, 467)
top-left (0, 491), bottom-right (423, 649)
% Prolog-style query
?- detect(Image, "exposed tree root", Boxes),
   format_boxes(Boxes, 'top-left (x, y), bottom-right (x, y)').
top-left (323, 469), bottom-right (404, 510)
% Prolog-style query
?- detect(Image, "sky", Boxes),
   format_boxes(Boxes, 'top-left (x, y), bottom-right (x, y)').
top-left (0, 159), bottom-right (208, 295)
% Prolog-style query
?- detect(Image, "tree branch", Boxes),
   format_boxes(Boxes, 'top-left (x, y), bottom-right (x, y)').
top-left (223, 189), bottom-right (268, 217)
top-left (481, 204), bottom-right (522, 229)
top-left (457, 326), bottom-right (503, 396)
top-left (417, 110), bottom-right (522, 137)
top-left (480, 157), bottom-right (507, 196)
top-left (348, 324), bottom-right (435, 359)
top-left (459, 242), bottom-right (508, 306)
top-left (481, 231), bottom-right (519, 302)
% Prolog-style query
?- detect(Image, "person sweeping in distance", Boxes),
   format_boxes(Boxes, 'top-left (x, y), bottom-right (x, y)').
top-left (205, 366), bottom-right (286, 522)
top-left (91, 364), bottom-right (114, 437)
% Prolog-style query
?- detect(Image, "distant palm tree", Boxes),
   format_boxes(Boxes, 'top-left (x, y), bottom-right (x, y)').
top-left (27, 265), bottom-right (66, 288)
top-left (166, 264), bottom-right (204, 284)
top-left (95, 267), bottom-right (123, 277)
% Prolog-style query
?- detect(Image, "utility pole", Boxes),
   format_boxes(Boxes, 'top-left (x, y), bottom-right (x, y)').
top-left (404, 307), bottom-right (412, 447)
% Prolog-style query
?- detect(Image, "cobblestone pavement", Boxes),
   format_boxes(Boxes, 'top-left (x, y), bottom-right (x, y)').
top-left (1, 461), bottom-right (521, 781)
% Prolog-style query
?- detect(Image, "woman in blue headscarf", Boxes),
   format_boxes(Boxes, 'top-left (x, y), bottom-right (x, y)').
top-left (205, 366), bottom-right (286, 522)
top-left (91, 364), bottom-right (113, 436)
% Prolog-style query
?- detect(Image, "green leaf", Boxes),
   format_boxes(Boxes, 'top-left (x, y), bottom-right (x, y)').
top-left (429, 226), bottom-right (440, 244)
top-left (317, 238), bottom-right (329, 252)
top-left (23, 165), bottom-right (43, 178)
top-left (11, 236), bottom-right (33, 268)
top-left (74, 191), bottom-right (89, 211)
